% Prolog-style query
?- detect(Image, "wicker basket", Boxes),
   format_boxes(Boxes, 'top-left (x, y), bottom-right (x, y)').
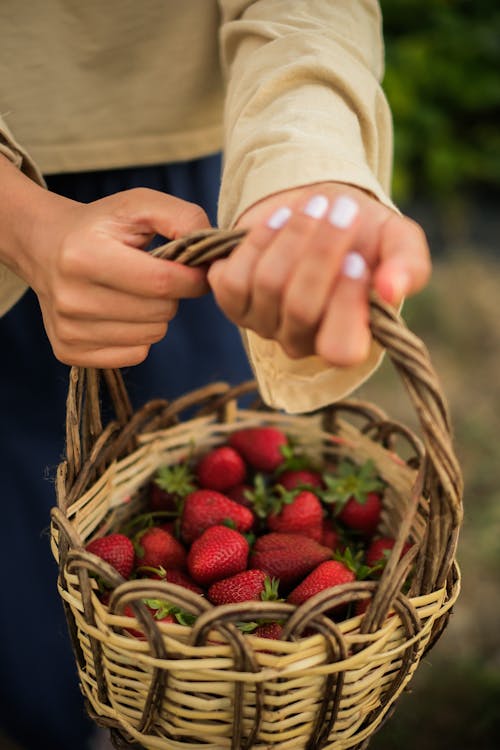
top-left (50, 229), bottom-right (463, 750)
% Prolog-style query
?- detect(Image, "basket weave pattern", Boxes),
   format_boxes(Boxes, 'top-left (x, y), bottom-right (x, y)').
top-left (50, 230), bottom-right (463, 750)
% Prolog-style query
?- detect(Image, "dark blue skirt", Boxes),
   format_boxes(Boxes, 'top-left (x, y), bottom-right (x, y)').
top-left (0, 156), bottom-right (252, 749)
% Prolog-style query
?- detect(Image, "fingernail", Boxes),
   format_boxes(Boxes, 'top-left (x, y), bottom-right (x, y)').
top-left (342, 252), bottom-right (367, 280)
top-left (390, 270), bottom-right (411, 302)
top-left (267, 206), bottom-right (292, 230)
top-left (329, 196), bottom-right (359, 229)
top-left (303, 194), bottom-right (329, 219)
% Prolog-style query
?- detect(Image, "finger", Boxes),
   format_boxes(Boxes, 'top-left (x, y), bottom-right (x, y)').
top-left (315, 252), bottom-right (372, 366)
top-left (277, 196), bottom-right (360, 354)
top-left (63, 239), bottom-right (209, 299)
top-left (372, 214), bottom-right (431, 305)
top-left (117, 187), bottom-right (212, 240)
top-left (208, 205), bottom-right (292, 323)
top-left (246, 196), bottom-right (332, 337)
top-left (55, 285), bottom-right (178, 323)
top-left (208, 241), bottom-right (262, 322)
top-left (54, 345), bottom-right (152, 369)
top-left (53, 317), bottom-right (171, 349)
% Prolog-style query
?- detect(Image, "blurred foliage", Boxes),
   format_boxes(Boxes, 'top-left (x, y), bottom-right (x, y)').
top-left (380, 0), bottom-right (500, 205)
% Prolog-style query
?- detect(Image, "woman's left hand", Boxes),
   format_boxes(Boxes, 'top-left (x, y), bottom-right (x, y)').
top-left (208, 183), bottom-right (431, 366)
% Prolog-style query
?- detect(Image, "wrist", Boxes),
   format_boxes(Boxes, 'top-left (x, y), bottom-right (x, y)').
top-left (0, 155), bottom-right (79, 286)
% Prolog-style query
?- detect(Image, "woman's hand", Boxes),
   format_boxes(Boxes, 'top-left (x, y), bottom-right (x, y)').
top-left (0, 158), bottom-right (210, 368)
top-left (208, 183), bottom-right (431, 366)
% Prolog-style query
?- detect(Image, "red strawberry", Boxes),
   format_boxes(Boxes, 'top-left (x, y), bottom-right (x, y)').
top-left (134, 527), bottom-right (187, 570)
top-left (267, 489), bottom-right (323, 541)
top-left (355, 597), bottom-right (371, 616)
top-left (338, 492), bottom-right (382, 537)
top-left (287, 560), bottom-right (355, 606)
top-left (321, 518), bottom-right (341, 550)
top-left (321, 460), bottom-right (384, 537)
top-left (164, 568), bottom-right (204, 595)
top-left (277, 469), bottom-right (324, 491)
top-left (365, 537), bottom-right (413, 571)
top-left (158, 520), bottom-right (177, 536)
top-left (196, 446), bottom-right (246, 491)
top-left (229, 426), bottom-right (288, 472)
top-left (134, 564), bottom-right (204, 594)
top-left (86, 533), bottom-right (135, 579)
top-left (149, 462), bottom-right (196, 512)
top-left (187, 525), bottom-right (249, 586)
top-left (225, 483), bottom-right (254, 509)
top-left (253, 622), bottom-right (284, 640)
top-left (207, 570), bottom-right (279, 606)
top-left (180, 489), bottom-right (254, 544)
top-left (250, 533), bottom-right (331, 589)
top-left (123, 601), bottom-right (177, 638)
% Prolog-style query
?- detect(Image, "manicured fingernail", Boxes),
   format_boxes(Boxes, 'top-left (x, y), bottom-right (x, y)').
top-left (267, 206), bottom-right (292, 230)
top-left (342, 252), bottom-right (367, 280)
top-left (329, 196), bottom-right (359, 229)
top-left (303, 194), bottom-right (329, 219)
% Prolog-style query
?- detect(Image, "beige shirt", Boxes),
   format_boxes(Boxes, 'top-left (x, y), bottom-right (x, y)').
top-left (0, 0), bottom-right (395, 413)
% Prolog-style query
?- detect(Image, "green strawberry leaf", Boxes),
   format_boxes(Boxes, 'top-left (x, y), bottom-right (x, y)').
top-left (261, 576), bottom-right (283, 602)
top-left (276, 442), bottom-right (312, 473)
top-left (154, 462), bottom-right (196, 499)
top-left (320, 459), bottom-right (385, 511)
top-left (245, 473), bottom-right (279, 518)
top-left (173, 609), bottom-right (197, 627)
top-left (236, 621), bottom-right (260, 633)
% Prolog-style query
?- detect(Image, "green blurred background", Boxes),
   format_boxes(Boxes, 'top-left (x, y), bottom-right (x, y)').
top-left (363, 1), bottom-right (500, 748)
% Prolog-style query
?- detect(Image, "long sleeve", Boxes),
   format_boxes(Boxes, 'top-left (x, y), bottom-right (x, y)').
top-left (0, 116), bottom-right (45, 314)
top-left (217, 0), bottom-right (397, 413)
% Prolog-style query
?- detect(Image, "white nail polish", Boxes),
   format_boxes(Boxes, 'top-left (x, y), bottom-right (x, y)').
top-left (329, 196), bottom-right (359, 229)
top-left (267, 206), bottom-right (292, 230)
top-left (342, 252), bottom-right (367, 279)
top-left (303, 194), bottom-right (329, 219)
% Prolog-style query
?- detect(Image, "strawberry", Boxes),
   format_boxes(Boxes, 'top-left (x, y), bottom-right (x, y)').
top-left (287, 560), bottom-right (355, 606)
top-left (187, 525), bottom-right (249, 586)
top-left (164, 568), bottom-right (204, 595)
top-left (253, 622), bottom-right (284, 640)
top-left (149, 462), bottom-right (196, 512)
top-left (321, 459), bottom-right (385, 537)
top-left (276, 469), bottom-right (324, 492)
top-left (86, 533), bottom-right (135, 579)
top-left (134, 564), bottom-right (204, 594)
top-left (134, 527), bottom-right (187, 570)
top-left (355, 597), bottom-right (371, 616)
top-left (320, 518), bottom-right (341, 550)
top-left (365, 537), bottom-right (413, 571)
top-left (267, 490), bottom-right (323, 541)
top-left (228, 426), bottom-right (288, 472)
top-left (123, 599), bottom-right (197, 638)
top-left (225, 483), bottom-right (254, 509)
top-left (250, 533), bottom-right (332, 589)
top-left (207, 570), bottom-right (280, 606)
top-left (180, 489), bottom-right (254, 544)
top-left (196, 445), bottom-right (246, 491)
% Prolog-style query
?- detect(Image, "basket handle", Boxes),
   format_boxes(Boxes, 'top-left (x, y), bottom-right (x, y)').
top-left (63, 229), bottom-right (463, 590)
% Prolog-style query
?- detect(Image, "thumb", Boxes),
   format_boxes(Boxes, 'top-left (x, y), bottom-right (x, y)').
top-left (372, 214), bottom-right (432, 305)
top-left (118, 187), bottom-right (212, 240)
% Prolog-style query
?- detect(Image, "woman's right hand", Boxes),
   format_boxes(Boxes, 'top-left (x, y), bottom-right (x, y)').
top-left (0, 158), bottom-right (210, 367)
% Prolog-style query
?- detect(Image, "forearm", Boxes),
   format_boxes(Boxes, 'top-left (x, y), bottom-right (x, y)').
top-left (218, 0), bottom-right (394, 229)
top-left (0, 154), bottom-right (76, 286)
